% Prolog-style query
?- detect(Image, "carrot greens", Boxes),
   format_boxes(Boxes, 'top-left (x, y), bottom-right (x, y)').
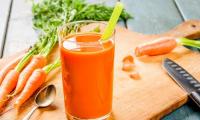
top-left (178, 38), bottom-right (200, 49)
top-left (15, 0), bottom-right (131, 73)
top-left (43, 59), bottom-right (61, 74)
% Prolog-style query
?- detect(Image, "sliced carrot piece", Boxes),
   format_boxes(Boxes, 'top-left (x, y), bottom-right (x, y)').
top-left (122, 55), bottom-right (134, 63)
top-left (129, 71), bottom-right (140, 80)
top-left (11, 55), bottom-right (47, 97)
top-left (122, 63), bottom-right (134, 72)
top-left (14, 69), bottom-right (46, 109)
top-left (122, 55), bottom-right (134, 72)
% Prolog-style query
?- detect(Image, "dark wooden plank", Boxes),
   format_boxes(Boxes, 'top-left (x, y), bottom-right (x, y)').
top-left (175, 0), bottom-right (200, 20)
top-left (0, 0), bottom-right (13, 58)
top-left (121, 0), bottom-right (183, 34)
top-left (2, 0), bottom-right (37, 57)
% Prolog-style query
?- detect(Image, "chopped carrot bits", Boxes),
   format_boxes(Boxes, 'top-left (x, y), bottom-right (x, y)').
top-left (122, 55), bottom-right (135, 72)
top-left (129, 71), bottom-right (140, 80)
top-left (122, 55), bottom-right (134, 63)
top-left (122, 63), bottom-right (134, 72)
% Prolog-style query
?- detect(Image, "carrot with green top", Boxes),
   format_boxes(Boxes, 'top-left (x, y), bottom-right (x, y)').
top-left (0, 48), bottom-right (37, 109)
top-left (135, 37), bottom-right (200, 56)
top-left (10, 55), bottom-right (47, 97)
top-left (9, 30), bottom-right (58, 97)
top-left (14, 59), bottom-right (60, 109)
top-left (0, 55), bottom-right (24, 85)
top-left (0, 31), bottom-right (51, 108)
top-left (135, 37), bottom-right (177, 56)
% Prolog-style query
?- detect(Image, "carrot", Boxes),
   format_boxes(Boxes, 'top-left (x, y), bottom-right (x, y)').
top-left (122, 55), bottom-right (134, 63)
top-left (14, 69), bottom-right (46, 109)
top-left (14, 59), bottom-right (60, 109)
top-left (122, 63), bottom-right (135, 72)
top-left (135, 37), bottom-right (177, 57)
top-left (0, 30), bottom-right (55, 109)
top-left (122, 55), bottom-right (135, 72)
top-left (0, 55), bottom-right (23, 85)
top-left (135, 37), bottom-right (200, 57)
top-left (10, 31), bottom-right (57, 97)
top-left (10, 55), bottom-right (47, 96)
top-left (0, 70), bottom-right (19, 108)
top-left (129, 71), bottom-right (140, 80)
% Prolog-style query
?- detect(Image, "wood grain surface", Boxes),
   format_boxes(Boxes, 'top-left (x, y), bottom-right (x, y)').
top-left (0, 20), bottom-right (200, 120)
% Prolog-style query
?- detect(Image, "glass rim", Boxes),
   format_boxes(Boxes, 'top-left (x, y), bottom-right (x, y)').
top-left (58, 20), bottom-right (115, 44)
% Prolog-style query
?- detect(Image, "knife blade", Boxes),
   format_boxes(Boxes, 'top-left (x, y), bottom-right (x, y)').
top-left (163, 58), bottom-right (200, 107)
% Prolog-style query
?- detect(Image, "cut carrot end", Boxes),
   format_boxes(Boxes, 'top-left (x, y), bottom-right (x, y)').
top-left (122, 55), bottom-right (134, 63)
top-left (129, 71), bottom-right (140, 80)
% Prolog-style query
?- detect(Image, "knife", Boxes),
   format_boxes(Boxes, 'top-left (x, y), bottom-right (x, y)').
top-left (163, 58), bottom-right (200, 107)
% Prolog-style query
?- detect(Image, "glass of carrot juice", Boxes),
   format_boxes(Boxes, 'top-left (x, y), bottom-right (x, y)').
top-left (58, 20), bottom-right (115, 120)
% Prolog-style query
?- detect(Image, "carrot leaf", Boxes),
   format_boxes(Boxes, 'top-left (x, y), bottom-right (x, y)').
top-left (179, 38), bottom-right (200, 49)
top-left (15, 47), bottom-right (37, 72)
top-left (43, 59), bottom-right (61, 74)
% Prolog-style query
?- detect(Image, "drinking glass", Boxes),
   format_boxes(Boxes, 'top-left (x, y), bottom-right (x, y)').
top-left (58, 20), bottom-right (115, 120)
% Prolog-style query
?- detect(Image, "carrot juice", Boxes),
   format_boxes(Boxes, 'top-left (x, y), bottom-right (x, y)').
top-left (59, 32), bottom-right (114, 119)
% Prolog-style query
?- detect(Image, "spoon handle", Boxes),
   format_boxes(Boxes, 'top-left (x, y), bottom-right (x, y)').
top-left (22, 106), bottom-right (38, 120)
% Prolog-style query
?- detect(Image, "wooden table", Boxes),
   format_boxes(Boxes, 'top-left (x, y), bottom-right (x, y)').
top-left (0, 0), bottom-right (200, 119)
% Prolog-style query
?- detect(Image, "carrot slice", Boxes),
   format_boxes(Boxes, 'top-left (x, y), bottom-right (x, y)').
top-left (129, 71), bottom-right (140, 80)
top-left (122, 55), bottom-right (134, 63)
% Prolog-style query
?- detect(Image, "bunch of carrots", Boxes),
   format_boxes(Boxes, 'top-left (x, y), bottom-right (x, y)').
top-left (0, 30), bottom-right (60, 110)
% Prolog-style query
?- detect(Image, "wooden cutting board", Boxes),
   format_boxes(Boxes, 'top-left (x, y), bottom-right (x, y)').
top-left (1, 20), bottom-right (200, 120)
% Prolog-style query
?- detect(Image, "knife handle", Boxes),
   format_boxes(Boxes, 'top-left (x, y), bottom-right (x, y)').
top-left (189, 91), bottom-right (200, 107)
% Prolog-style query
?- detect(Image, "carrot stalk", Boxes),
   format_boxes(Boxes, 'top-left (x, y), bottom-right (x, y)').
top-left (14, 59), bottom-right (60, 109)
top-left (43, 59), bottom-right (60, 73)
top-left (179, 38), bottom-right (200, 49)
top-left (39, 30), bottom-right (57, 57)
top-left (0, 55), bottom-right (23, 85)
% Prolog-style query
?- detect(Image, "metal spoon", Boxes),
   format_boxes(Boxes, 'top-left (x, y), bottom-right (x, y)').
top-left (22, 84), bottom-right (56, 120)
